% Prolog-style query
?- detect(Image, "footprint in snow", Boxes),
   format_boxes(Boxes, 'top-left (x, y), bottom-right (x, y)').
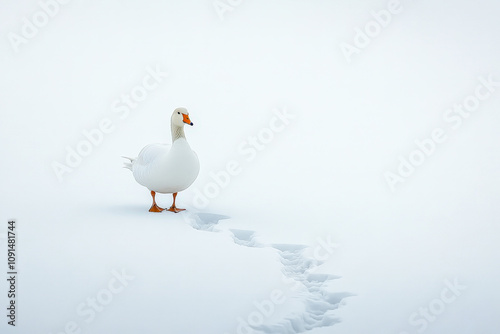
top-left (247, 244), bottom-right (353, 334)
top-left (183, 213), bottom-right (353, 333)
top-left (184, 212), bottom-right (229, 231)
top-left (230, 229), bottom-right (260, 247)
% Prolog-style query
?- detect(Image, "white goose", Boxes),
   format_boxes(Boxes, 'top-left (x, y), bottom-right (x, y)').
top-left (123, 107), bottom-right (200, 212)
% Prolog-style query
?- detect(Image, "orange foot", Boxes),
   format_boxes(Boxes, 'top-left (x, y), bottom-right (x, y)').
top-left (149, 204), bottom-right (165, 212)
top-left (167, 206), bottom-right (185, 213)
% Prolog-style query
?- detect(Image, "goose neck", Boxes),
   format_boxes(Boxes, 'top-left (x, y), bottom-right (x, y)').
top-left (171, 124), bottom-right (186, 142)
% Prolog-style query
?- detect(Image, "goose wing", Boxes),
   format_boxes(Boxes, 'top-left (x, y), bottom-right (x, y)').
top-left (134, 143), bottom-right (170, 167)
top-left (132, 144), bottom-right (171, 185)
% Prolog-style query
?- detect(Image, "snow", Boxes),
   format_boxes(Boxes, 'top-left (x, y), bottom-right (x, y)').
top-left (1, 0), bottom-right (500, 333)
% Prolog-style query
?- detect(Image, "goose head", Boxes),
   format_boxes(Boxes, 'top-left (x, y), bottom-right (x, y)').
top-left (171, 107), bottom-right (193, 127)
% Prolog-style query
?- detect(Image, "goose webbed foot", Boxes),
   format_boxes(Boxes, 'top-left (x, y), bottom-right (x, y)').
top-left (149, 191), bottom-right (165, 212)
top-left (166, 192), bottom-right (185, 213)
top-left (166, 206), bottom-right (185, 213)
top-left (149, 203), bottom-right (165, 212)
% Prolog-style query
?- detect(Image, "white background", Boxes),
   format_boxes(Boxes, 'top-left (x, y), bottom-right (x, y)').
top-left (1, 0), bottom-right (500, 333)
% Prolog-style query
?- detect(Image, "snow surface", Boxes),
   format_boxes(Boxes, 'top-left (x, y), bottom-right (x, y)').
top-left (1, 0), bottom-right (500, 333)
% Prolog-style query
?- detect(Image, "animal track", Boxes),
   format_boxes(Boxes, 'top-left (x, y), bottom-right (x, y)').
top-left (185, 212), bottom-right (229, 231)
top-left (230, 229), bottom-right (260, 247)
top-left (185, 213), bottom-right (352, 333)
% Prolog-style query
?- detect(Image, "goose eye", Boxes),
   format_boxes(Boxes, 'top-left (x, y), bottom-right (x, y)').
top-left (177, 112), bottom-right (180, 114)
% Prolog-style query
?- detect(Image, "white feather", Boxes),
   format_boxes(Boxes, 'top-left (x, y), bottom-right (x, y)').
top-left (123, 109), bottom-right (199, 195)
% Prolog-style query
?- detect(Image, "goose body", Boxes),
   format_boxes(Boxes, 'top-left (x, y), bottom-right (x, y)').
top-left (132, 138), bottom-right (199, 193)
top-left (124, 107), bottom-right (199, 212)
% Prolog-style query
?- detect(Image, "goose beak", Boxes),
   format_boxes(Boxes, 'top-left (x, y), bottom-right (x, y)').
top-left (183, 114), bottom-right (193, 126)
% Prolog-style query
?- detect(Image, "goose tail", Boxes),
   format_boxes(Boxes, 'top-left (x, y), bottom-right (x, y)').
top-left (122, 156), bottom-right (135, 171)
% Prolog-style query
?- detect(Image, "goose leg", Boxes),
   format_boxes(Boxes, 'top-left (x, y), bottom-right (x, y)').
top-left (167, 192), bottom-right (185, 213)
top-left (149, 191), bottom-right (165, 212)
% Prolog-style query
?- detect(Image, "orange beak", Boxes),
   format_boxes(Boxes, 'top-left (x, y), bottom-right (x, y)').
top-left (182, 113), bottom-right (193, 126)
